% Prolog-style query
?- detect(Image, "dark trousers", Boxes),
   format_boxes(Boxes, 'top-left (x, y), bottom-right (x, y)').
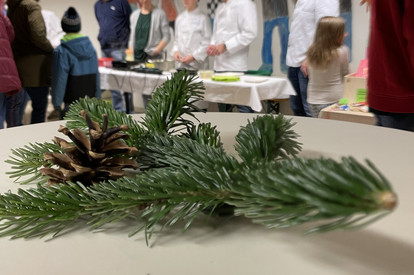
top-left (375, 113), bottom-right (414, 132)
top-left (288, 67), bottom-right (312, 117)
top-left (218, 103), bottom-right (254, 113)
top-left (25, 87), bottom-right (49, 124)
top-left (0, 89), bottom-right (25, 128)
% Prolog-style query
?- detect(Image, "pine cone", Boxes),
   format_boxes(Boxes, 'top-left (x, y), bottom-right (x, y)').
top-left (40, 111), bottom-right (139, 185)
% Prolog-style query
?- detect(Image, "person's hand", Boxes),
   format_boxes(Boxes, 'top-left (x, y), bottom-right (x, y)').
top-left (206, 45), bottom-right (219, 56)
top-left (360, 0), bottom-right (371, 12)
top-left (300, 60), bottom-right (308, 77)
top-left (217, 43), bottom-right (227, 55)
top-left (153, 49), bottom-right (160, 57)
top-left (206, 44), bottom-right (227, 56)
top-left (180, 55), bottom-right (195, 64)
top-left (174, 51), bottom-right (181, 61)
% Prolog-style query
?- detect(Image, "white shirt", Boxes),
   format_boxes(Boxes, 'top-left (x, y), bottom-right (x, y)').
top-left (307, 46), bottom-right (349, 104)
top-left (172, 8), bottom-right (211, 70)
top-left (286, 0), bottom-right (339, 67)
top-left (41, 10), bottom-right (65, 48)
top-left (211, 0), bottom-right (257, 72)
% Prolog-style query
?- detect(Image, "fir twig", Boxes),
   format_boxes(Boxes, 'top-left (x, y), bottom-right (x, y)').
top-left (0, 72), bottom-right (397, 243)
top-left (229, 157), bottom-right (396, 234)
top-left (235, 115), bottom-right (302, 165)
top-left (181, 122), bottom-right (223, 149)
top-left (0, 155), bottom-right (396, 241)
top-left (5, 142), bottom-right (61, 185)
top-left (64, 97), bottom-right (146, 147)
top-left (142, 70), bottom-right (205, 134)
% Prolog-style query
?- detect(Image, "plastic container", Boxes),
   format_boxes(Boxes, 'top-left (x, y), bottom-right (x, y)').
top-left (199, 70), bottom-right (214, 79)
top-left (98, 57), bottom-right (114, 68)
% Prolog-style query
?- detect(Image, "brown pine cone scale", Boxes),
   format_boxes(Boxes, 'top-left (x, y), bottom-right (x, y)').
top-left (40, 111), bottom-right (139, 186)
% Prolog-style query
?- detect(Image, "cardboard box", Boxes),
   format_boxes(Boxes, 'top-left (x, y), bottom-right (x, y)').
top-left (343, 73), bottom-right (367, 104)
top-left (319, 104), bottom-right (375, 125)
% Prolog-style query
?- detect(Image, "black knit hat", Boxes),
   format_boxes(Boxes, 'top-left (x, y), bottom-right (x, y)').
top-left (61, 7), bottom-right (81, 33)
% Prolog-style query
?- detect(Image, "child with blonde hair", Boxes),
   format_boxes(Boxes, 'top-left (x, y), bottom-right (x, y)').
top-left (305, 16), bottom-right (349, 118)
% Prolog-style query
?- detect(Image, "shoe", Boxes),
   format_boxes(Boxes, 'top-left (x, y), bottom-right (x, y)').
top-left (47, 109), bottom-right (61, 121)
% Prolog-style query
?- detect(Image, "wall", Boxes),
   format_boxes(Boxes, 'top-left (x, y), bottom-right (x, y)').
top-left (39, 0), bottom-right (370, 76)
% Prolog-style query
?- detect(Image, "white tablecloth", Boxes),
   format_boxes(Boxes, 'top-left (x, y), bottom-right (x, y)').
top-left (1, 114), bottom-right (413, 274)
top-left (99, 67), bottom-right (295, 112)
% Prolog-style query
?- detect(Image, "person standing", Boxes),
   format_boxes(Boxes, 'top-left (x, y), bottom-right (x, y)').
top-left (51, 7), bottom-right (100, 119)
top-left (7, 0), bottom-right (53, 124)
top-left (0, 1), bottom-right (24, 129)
top-left (129, 0), bottom-right (170, 62)
top-left (206, 0), bottom-right (258, 113)
top-left (172, 0), bottom-right (211, 70)
top-left (95, 0), bottom-right (133, 113)
top-left (129, 0), bottom-right (170, 107)
top-left (360, 0), bottom-right (414, 131)
top-left (286, 0), bottom-right (339, 117)
top-left (306, 16), bottom-right (349, 118)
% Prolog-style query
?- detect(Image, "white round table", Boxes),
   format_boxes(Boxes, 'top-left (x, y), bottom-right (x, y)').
top-left (0, 113), bottom-right (413, 275)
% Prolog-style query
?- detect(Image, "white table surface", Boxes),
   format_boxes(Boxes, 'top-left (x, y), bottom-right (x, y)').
top-left (99, 67), bottom-right (295, 112)
top-left (0, 113), bottom-right (413, 275)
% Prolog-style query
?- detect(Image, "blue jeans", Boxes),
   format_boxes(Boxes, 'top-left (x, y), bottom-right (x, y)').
top-left (375, 113), bottom-right (414, 132)
top-left (25, 87), bottom-right (49, 124)
top-left (288, 67), bottom-right (312, 117)
top-left (102, 48), bottom-right (134, 114)
top-left (0, 89), bottom-right (25, 129)
top-left (19, 89), bottom-right (30, 125)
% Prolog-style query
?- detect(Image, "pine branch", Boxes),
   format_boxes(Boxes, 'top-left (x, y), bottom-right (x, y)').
top-left (228, 157), bottom-right (396, 234)
top-left (0, 155), bottom-right (396, 241)
top-left (5, 73), bottom-right (206, 186)
top-left (5, 142), bottom-right (61, 185)
top-left (0, 183), bottom-right (88, 239)
top-left (0, 73), bottom-right (398, 243)
top-left (138, 133), bottom-right (236, 174)
top-left (64, 97), bottom-right (147, 147)
top-left (181, 122), bottom-right (223, 149)
top-left (235, 115), bottom-right (302, 165)
top-left (142, 71), bottom-right (205, 134)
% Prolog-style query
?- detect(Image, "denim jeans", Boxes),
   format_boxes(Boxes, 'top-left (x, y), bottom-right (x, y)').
top-left (288, 67), bottom-right (312, 117)
top-left (25, 87), bottom-right (49, 124)
top-left (0, 104), bottom-right (5, 127)
top-left (19, 89), bottom-right (30, 125)
top-left (0, 89), bottom-right (25, 129)
top-left (102, 48), bottom-right (134, 114)
top-left (374, 113), bottom-right (414, 132)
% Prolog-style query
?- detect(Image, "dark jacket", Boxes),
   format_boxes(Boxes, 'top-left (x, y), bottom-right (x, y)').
top-left (7, 0), bottom-right (53, 87)
top-left (51, 34), bottom-right (101, 109)
top-left (0, 12), bottom-right (21, 93)
top-left (94, 0), bottom-right (132, 50)
top-left (367, 0), bottom-right (414, 113)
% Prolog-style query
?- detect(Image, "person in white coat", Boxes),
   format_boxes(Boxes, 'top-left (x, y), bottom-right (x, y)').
top-left (206, 0), bottom-right (258, 113)
top-left (286, 0), bottom-right (339, 117)
top-left (172, 0), bottom-right (211, 70)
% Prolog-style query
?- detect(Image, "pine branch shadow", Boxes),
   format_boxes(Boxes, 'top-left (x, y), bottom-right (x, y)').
top-left (305, 230), bottom-right (414, 274)
top-left (39, 213), bottom-right (414, 274)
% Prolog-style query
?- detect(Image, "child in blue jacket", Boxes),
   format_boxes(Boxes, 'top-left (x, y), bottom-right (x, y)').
top-left (51, 7), bottom-right (100, 118)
